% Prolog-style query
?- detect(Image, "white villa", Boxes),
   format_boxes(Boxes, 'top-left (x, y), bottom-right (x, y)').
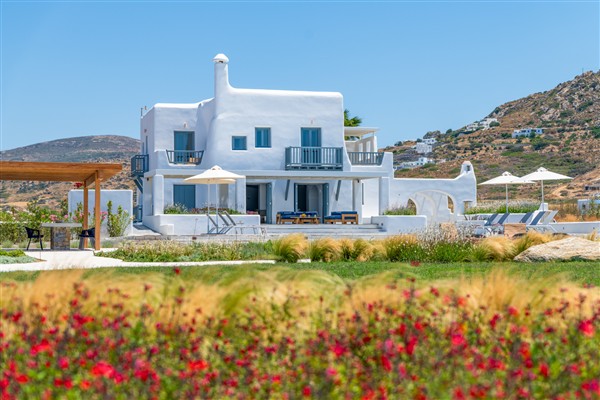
top-left (414, 142), bottom-right (433, 154)
top-left (132, 54), bottom-right (477, 235)
top-left (512, 128), bottom-right (544, 138)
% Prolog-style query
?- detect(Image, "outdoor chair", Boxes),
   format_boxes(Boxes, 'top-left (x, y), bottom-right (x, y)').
top-left (25, 227), bottom-right (44, 250)
top-left (527, 210), bottom-right (558, 233)
top-left (324, 211), bottom-right (358, 224)
top-left (486, 213), bottom-right (510, 235)
top-left (78, 228), bottom-right (95, 250)
top-left (222, 210), bottom-right (266, 236)
top-left (276, 211), bottom-right (299, 224)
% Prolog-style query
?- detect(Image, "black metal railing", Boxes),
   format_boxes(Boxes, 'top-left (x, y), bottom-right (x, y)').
top-left (131, 154), bottom-right (149, 176)
top-left (285, 147), bottom-right (343, 170)
top-left (166, 150), bottom-right (204, 165)
top-left (347, 152), bottom-right (384, 166)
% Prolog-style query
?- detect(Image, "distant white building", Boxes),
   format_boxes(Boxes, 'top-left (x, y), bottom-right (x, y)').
top-left (480, 118), bottom-right (498, 129)
top-left (512, 128), bottom-right (544, 138)
top-left (397, 157), bottom-right (433, 169)
top-left (465, 118), bottom-right (498, 132)
top-left (423, 138), bottom-right (437, 145)
top-left (415, 142), bottom-right (433, 154)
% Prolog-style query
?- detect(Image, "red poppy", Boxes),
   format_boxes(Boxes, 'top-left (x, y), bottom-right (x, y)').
top-left (302, 386), bottom-right (311, 397)
top-left (578, 320), bottom-right (594, 337)
top-left (173, 267), bottom-right (181, 275)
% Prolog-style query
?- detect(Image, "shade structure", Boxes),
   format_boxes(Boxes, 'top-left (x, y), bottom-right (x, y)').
top-left (479, 171), bottom-right (534, 213)
top-left (521, 167), bottom-right (572, 211)
top-left (184, 166), bottom-right (245, 233)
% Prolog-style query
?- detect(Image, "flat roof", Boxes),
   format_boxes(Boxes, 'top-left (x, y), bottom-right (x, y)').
top-left (343, 127), bottom-right (379, 137)
top-left (0, 161), bottom-right (122, 183)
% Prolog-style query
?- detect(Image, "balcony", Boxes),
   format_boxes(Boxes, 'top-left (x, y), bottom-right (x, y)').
top-left (166, 150), bottom-right (204, 165)
top-left (285, 147), bottom-right (343, 170)
top-left (131, 154), bottom-right (149, 177)
top-left (348, 152), bottom-right (384, 166)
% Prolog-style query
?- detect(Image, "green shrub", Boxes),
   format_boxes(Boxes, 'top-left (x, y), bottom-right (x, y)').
top-left (0, 249), bottom-right (26, 257)
top-left (382, 235), bottom-right (425, 262)
top-left (106, 201), bottom-right (131, 237)
top-left (164, 203), bottom-right (189, 214)
top-left (384, 206), bottom-right (417, 216)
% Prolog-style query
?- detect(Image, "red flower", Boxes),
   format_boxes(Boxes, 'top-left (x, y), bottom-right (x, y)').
top-left (507, 306), bottom-right (519, 317)
top-left (451, 333), bottom-right (466, 348)
top-left (80, 380), bottom-right (91, 390)
top-left (578, 320), bottom-right (594, 337)
top-left (381, 354), bottom-right (392, 372)
top-left (539, 363), bottom-right (549, 378)
top-left (581, 379), bottom-right (600, 395)
top-left (173, 267), bottom-right (181, 275)
top-left (16, 374), bottom-right (28, 384)
top-left (91, 361), bottom-right (116, 378)
top-left (58, 357), bottom-right (69, 370)
top-left (332, 342), bottom-right (346, 358)
top-left (302, 386), bottom-right (311, 397)
top-left (188, 359), bottom-right (209, 371)
top-left (30, 338), bottom-right (52, 356)
top-left (410, 260), bottom-right (421, 267)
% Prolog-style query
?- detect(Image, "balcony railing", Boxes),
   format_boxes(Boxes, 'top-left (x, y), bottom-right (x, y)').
top-left (166, 150), bottom-right (204, 165)
top-left (348, 152), bottom-right (384, 166)
top-left (131, 154), bottom-right (149, 176)
top-left (285, 147), bottom-right (343, 170)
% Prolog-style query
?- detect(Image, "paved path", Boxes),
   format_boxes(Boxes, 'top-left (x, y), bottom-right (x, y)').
top-left (0, 250), bottom-right (275, 272)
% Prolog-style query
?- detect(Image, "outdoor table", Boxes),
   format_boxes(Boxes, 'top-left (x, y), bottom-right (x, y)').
top-left (295, 216), bottom-right (320, 224)
top-left (41, 223), bottom-right (82, 250)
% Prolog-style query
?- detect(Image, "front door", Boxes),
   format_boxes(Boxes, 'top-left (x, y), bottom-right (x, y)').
top-left (246, 185), bottom-right (259, 213)
top-left (294, 184), bottom-right (325, 216)
top-left (173, 185), bottom-right (195, 211)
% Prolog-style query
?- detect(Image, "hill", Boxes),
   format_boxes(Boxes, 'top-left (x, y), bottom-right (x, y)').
top-left (389, 70), bottom-right (600, 202)
top-left (0, 135), bottom-right (139, 209)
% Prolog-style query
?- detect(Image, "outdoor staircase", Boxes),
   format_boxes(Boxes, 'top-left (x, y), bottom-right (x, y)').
top-left (263, 223), bottom-right (386, 239)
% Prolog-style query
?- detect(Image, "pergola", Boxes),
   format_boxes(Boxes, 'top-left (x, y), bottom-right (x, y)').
top-left (0, 161), bottom-right (123, 250)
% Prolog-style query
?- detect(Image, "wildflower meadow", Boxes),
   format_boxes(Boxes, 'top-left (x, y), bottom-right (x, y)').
top-left (1, 267), bottom-right (599, 399)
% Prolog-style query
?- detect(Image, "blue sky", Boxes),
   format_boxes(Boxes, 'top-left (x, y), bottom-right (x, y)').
top-left (1, 1), bottom-right (598, 151)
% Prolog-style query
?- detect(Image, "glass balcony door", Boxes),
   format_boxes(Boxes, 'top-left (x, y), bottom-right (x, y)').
top-left (301, 128), bottom-right (321, 164)
top-left (174, 131), bottom-right (195, 163)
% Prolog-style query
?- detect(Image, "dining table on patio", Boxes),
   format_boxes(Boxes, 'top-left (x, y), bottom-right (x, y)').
top-left (41, 222), bottom-right (82, 250)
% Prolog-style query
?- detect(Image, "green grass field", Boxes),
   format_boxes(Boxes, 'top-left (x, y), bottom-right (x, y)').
top-left (2, 260), bottom-right (598, 285)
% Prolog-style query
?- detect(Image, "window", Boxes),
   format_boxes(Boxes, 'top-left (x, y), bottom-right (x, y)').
top-left (255, 128), bottom-right (271, 148)
top-left (173, 185), bottom-right (195, 211)
top-left (232, 136), bottom-right (247, 150)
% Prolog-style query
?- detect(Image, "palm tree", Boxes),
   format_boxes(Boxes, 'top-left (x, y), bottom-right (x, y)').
top-left (344, 109), bottom-right (362, 127)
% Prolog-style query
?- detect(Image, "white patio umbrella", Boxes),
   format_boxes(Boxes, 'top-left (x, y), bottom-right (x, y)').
top-left (184, 165), bottom-right (245, 233)
top-left (479, 171), bottom-right (535, 213)
top-left (521, 167), bottom-right (572, 211)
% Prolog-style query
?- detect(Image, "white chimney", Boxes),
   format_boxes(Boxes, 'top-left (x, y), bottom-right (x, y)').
top-left (213, 53), bottom-right (231, 98)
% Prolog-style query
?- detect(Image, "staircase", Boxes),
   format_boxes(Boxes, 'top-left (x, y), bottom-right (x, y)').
top-left (264, 223), bottom-right (386, 239)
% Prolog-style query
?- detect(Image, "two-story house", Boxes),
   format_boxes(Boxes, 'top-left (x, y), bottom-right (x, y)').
top-left (132, 54), bottom-right (477, 235)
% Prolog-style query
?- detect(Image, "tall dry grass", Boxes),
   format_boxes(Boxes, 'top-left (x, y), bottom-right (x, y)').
top-left (2, 267), bottom-right (597, 339)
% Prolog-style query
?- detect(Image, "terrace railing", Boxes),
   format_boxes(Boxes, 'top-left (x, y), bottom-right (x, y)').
top-left (166, 150), bottom-right (204, 165)
top-left (347, 152), bottom-right (384, 166)
top-left (131, 154), bottom-right (149, 177)
top-left (285, 147), bottom-right (343, 170)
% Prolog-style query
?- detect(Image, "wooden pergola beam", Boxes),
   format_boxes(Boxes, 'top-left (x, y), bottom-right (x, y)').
top-left (0, 161), bottom-right (122, 251)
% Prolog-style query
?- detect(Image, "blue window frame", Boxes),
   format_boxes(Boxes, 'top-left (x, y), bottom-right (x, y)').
top-left (232, 136), bottom-right (247, 150)
top-left (255, 128), bottom-right (271, 148)
top-left (173, 185), bottom-right (195, 211)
